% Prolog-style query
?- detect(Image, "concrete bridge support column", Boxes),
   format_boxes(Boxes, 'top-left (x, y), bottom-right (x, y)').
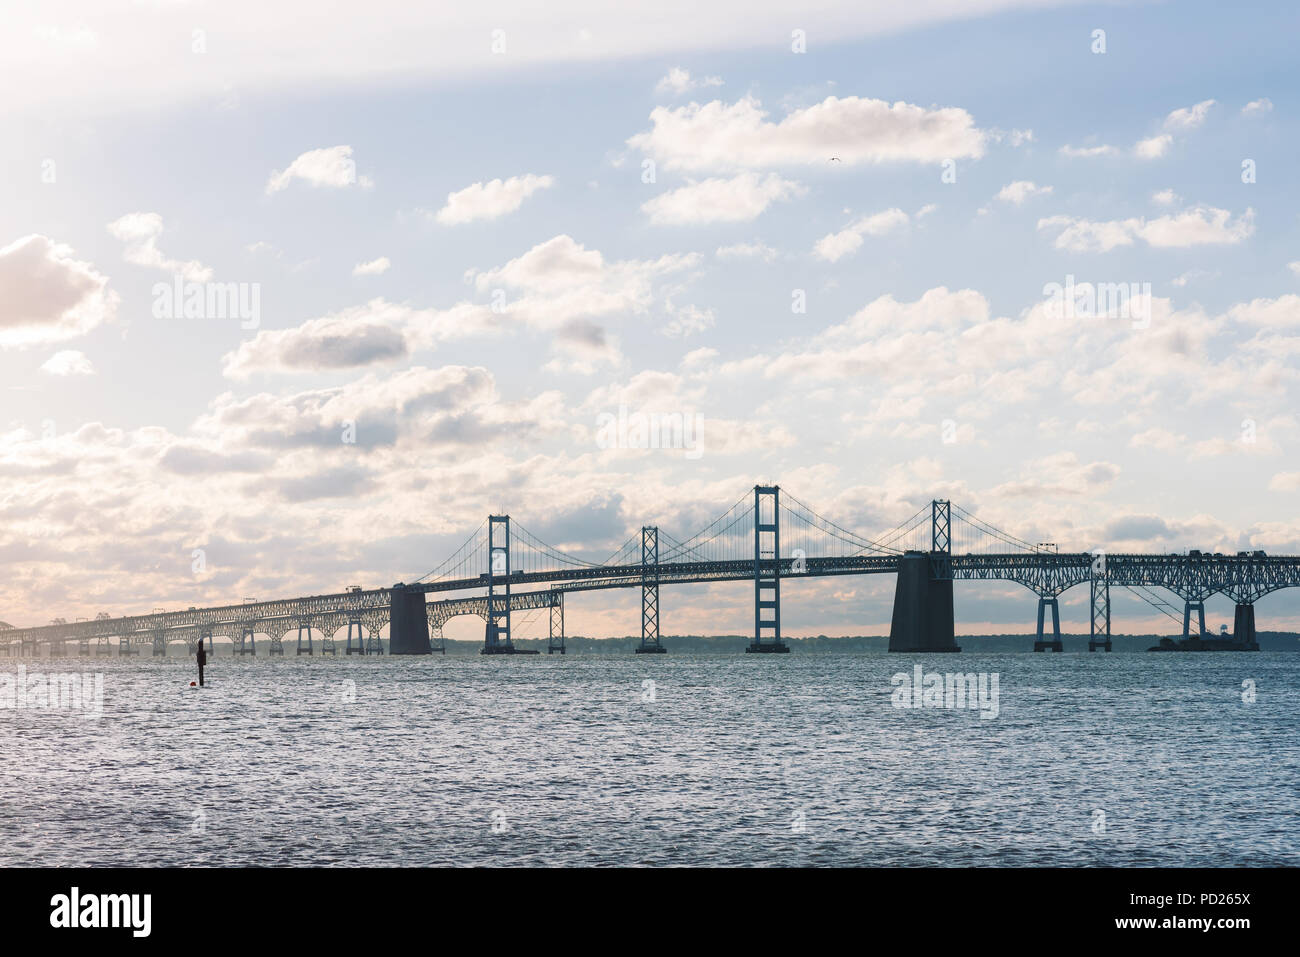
top-left (119, 638), bottom-right (137, 656)
top-left (296, 621), bottom-right (313, 656)
top-left (238, 625), bottom-right (256, 656)
top-left (388, 585), bottom-right (431, 655)
top-left (1033, 597), bottom-right (1063, 652)
top-left (151, 633), bottom-right (167, 657)
top-left (345, 618), bottom-right (364, 655)
top-left (888, 551), bottom-right (959, 652)
top-left (1233, 604), bottom-right (1260, 650)
top-left (269, 634), bottom-right (284, 656)
top-left (1183, 601), bottom-right (1207, 638)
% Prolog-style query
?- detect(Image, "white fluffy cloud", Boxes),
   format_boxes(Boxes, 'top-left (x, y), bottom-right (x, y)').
top-left (1037, 206), bottom-right (1255, 253)
top-left (40, 349), bottom-right (95, 375)
top-left (716, 240), bottom-right (778, 262)
top-left (813, 208), bottom-right (908, 262)
top-left (0, 235), bottom-right (118, 348)
top-left (655, 67), bottom-right (722, 96)
top-left (106, 212), bottom-right (212, 281)
top-left (265, 145), bottom-right (372, 194)
top-left (1242, 98), bottom-right (1273, 116)
top-left (1134, 134), bottom-right (1172, 159)
top-left (628, 94), bottom-right (986, 172)
top-left (1059, 143), bottom-right (1118, 158)
top-left (994, 180), bottom-right (1052, 205)
top-left (641, 172), bottom-right (804, 225)
top-left (1162, 99), bottom-right (1216, 132)
top-left (353, 256), bottom-right (391, 276)
top-left (434, 173), bottom-right (555, 225)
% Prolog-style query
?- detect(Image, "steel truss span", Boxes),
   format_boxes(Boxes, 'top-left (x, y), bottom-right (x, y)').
top-left (3, 485), bottom-right (1295, 654)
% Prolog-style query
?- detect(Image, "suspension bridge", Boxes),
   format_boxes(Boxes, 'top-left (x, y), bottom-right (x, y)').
top-left (2, 485), bottom-right (1296, 657)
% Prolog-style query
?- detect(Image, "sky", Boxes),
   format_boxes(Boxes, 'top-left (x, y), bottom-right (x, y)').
top-left (3, 0), bottom-right (1299, 640)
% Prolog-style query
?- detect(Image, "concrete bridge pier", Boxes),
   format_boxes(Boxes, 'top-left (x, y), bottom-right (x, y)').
top-left (388, 584), bottom-right (431, 655)
top-left (1033, 597), bottom-right (1063, 652)
top-left (888, 551), bottom-right (959, 652)
top-left (1183, 600), bottom-right (1207, 638)
top-left (119, 639), bottom-right (137, 657)
top-left (1233, 603), bottom-right (1260, 649)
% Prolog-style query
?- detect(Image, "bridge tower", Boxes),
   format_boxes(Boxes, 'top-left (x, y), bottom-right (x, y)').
top-left (888, 500), bottom-right (958, 652)
top-left (483, 515), bottom-right (515, 654)
top-left (548, 592), bottom-right (566, 655)
top-left (747, 485), bottom-right (789, 653)
top-left (1088, 560), bottom-right (1111, 651)
top-left (237, 625), bottom-right (256, 656)
top-left (296, 620), bottom-right (313, 655)
top-left (1182, 600), bottom-right (1207, 639)
top-left (637, 526), bottom-right (666, 654)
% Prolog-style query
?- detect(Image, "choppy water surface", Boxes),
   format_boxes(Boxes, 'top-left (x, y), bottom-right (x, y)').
top-left (1, 653), bottom-right (1296, 866)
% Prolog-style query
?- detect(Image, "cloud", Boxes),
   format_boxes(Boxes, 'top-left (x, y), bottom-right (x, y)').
top-left (994, 180), bottom-right (1052, 205)
top-left (1162, 98), bottom-right (1216, 132)
top-left (353, 256), bottom-right (391, 276)
top-left (1134, 134), bottom-right (1172, 159)
top-left (434, 173), bottom-right (555, 225)
top-left (655, 67), bottom-right (722, 96)
top-left (1151, 188), bottom-right (1180, 206)
top-left (106, 212), bottom-right (212, 281)
top-left (222, 303), bottom-right (416, 377)
top-left (265, 145), bottom-right (372, 194)
top-left (1059, 144), bottom-right (1118, 158)
top-left (813, 208), bottom-right (908, 262)
top-left (716, 240), bottom-right (777, 262)
top-left (1037, 206), bottom-right (1255, 253)
top-left (0, 235), bottom-right (118, 348)
top-left (40, 349), bottom-right (95, 376)
top-left (640, 172), bottom-right (804, 225)
top-left (1132, 100), bottom-right (1215, 159)
top-left (628, 94), bottom-right (986, 172)
top-left (1242, 98), bottom-right (1273, 116)
top-left (662, 302), bottom-right (715, 337)
top-left (1270, 472), bottom-right (1300, 492)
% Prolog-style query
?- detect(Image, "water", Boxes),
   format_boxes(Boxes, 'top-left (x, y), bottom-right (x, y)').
top-left (1, 653), bottom-right (1296, 866)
